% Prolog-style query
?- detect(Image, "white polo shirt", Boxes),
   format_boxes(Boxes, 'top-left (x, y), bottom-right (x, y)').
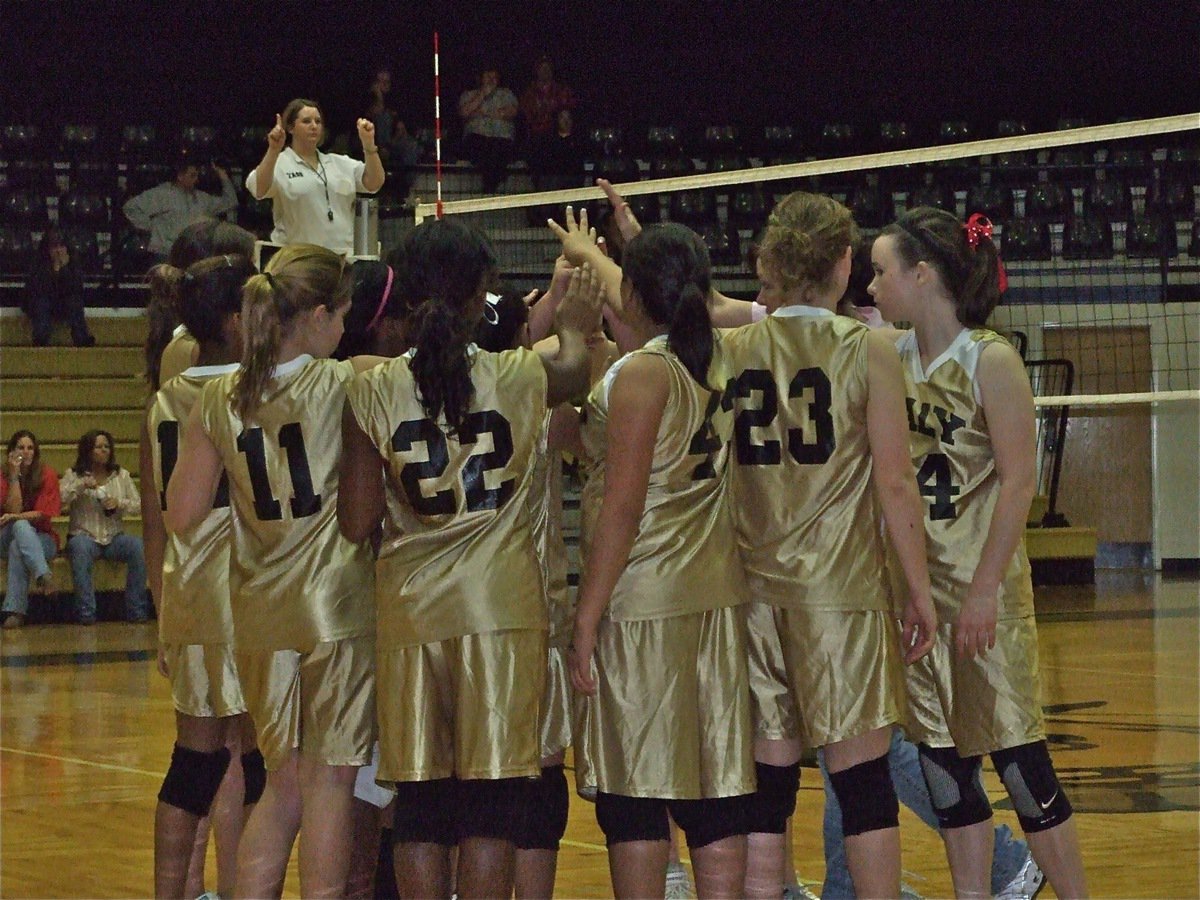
top-left (246, 146), bottom-right (375, 255)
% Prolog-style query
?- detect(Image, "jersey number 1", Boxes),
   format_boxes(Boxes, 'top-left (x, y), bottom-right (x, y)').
top-left (157, 420), bottom-right (228, 512)
top-left (236, 423), bottom-right (321, 521)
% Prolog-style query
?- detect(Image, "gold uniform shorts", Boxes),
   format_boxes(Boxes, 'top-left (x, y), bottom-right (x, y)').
top-left (773, 607), bottom-right (902, 750)
top-left (376, 628), bottom-right (546, 784)
top-left (903, 616), bottom-right (1046, 757)
top-left (540, 643), bottom-right (573, 761)
top-left (745, 602), bottom-right (801, 742)
top-left (575, 605), bottom-right (756, 800)
top-left (235, 635), bottom-right (376, 771)
top-left (163, 642), bottom-right (246, 719)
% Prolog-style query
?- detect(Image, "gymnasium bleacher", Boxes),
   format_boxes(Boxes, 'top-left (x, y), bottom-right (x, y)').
top-left (1, 115), bottom-right (1197, 618)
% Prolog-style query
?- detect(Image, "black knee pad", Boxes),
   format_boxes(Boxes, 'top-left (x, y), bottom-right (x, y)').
top-left (241, 748), bottom-right (266, 805)
top-left (514, 764), bottom-right (570, 851)
top-left (595, 792), bottom-right (670, 846)
top-left (746, 761), bottom-right (800, 834)
top-left (669, 793), bottom-right (753, 849)
top-left (991, 741), bottom-right (1073, 833)
top-left (828, 753), bottom-right (899, 837)
top-left (917, 744), bottom-right (993, 830)
top-left (458, 776), bottom-right (531, 842)
top-left (158, 744), bottom-right (232, 817)
top-left (392, 777), bottom-right (458, 846)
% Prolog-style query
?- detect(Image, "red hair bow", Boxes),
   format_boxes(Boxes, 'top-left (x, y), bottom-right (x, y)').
top-left (963, 213), bottom-right (993, 248)
top-left (963, 212), bottom-right (1008, 294)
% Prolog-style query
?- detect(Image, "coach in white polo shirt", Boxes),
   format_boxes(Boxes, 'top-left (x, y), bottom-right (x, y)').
top-left (246, 97), bottom-right (385, 255)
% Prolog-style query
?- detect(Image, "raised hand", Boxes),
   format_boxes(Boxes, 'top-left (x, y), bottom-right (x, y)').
top-left (356, 117), bottom-right (377, 152)
top-left (597, 177), bottom-right (642, 242)
top-left (555, 263), bottom-right (604, 337)
top-left (267, 113), bottom-right (286, 152)
top-left (547, 205), bottom-right (599, 267)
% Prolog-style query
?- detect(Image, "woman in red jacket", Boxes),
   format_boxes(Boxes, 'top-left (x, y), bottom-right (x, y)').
top-left (1, 430), bottom-right (62, 628)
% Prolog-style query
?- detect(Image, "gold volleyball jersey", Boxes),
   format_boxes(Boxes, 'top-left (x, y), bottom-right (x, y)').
top-left (723, 307), bottom-right (889, 612)
top-left (149, 364), bottom-right (239, 646)
top-left (579, 335), bottom-right (746, 622)
top-left (346, 347), bottom-right (549, 649)
top-left (894, 327), bottom-right (1035, 621)
top-left (198, 356), bottom-right (375, 651)
top-left (529, 410), bottom-right (572, 648)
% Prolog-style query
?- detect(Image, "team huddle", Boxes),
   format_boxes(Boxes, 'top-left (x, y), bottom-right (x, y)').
top-left (140, 186), bottom-right (1088, 899)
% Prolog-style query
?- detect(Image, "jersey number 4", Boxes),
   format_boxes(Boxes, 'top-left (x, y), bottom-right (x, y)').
top-left (391, 410), bottom-right (516, 515)
top-left (236, 423), bottom-right (321, 521)
top-left (916, 452), bottom-right (959, 521)
top-left (730, 367), bottom-right (835, 466)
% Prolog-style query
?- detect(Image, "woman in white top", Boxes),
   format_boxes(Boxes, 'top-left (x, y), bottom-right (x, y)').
top-left (247, 98), bottom-right (385, 255)
top-left (61, 429), bottom-right (149, 624)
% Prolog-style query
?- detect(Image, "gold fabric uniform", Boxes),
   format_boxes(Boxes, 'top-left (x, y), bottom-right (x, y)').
top-left (198, 355), bottom-right (375, 768)
top-left (149, 364), bottom-right (244, 718)
top-left (723, 307), bottom-right (901, 749)
top-left (346, 347), bottom-right (549, 782)
top-left (530, 410), bottom-right (573, 760)
top-left (576, 336), bottom-right (753, 799)
top-left (894, 327), bottom-right (1044, 756)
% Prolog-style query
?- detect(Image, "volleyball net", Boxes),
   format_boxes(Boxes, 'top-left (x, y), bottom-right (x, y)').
top-left (415, 113), bottom-right (1199, 411)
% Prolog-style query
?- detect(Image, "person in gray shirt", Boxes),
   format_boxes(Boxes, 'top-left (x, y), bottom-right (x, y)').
top-left (123, 157), bottom-right (238, 259)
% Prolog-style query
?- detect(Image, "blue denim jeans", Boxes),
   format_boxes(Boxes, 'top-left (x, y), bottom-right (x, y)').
top-left (818, 729), bottom-right (1029, 898)
top-left (1, 520), bottom-right (57, 615)
top-left (66, 532), bottom-right (150, 621)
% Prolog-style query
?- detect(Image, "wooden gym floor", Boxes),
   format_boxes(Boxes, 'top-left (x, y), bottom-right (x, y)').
top-left (1, 571), bottom-right (1197, 898)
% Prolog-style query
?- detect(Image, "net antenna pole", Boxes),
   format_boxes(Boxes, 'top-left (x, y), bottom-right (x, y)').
top-left (433, 30), bottom-right (443, 219)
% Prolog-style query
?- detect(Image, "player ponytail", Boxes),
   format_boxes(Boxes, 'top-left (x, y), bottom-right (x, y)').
top-left (145, 219), bottom-right (256, 391)
top-left (622, 223), bottom-right (715, 386)
top-left (232, 244), bottom-right (351, 423)
top-left (144, 263), bottom-right (184, 391)
top-left (399, 219), bottom-right (498, 436)
top-left (178, 254), bottom-right (255, 348)
top-left (884, 206), bottom-right (1002, 327)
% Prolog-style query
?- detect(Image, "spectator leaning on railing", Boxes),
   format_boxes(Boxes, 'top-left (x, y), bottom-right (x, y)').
top-left (123, 155), bottom-right (238, 262)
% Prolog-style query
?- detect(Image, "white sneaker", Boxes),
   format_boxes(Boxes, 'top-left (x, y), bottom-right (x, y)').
top-left (783, 884), bottom-right (821, 900)
top-left (996, 852), bottom-right (1046, 900)
top-left (665, 863), bottom-right (695, 899)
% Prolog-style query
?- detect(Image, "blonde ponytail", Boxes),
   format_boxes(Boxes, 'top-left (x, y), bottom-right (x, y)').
top-left (230, 243), bottom-right (351, 423)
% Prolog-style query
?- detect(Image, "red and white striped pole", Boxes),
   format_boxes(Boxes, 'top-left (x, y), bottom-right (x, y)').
top-left (433, 31), bottom-right (443, 218)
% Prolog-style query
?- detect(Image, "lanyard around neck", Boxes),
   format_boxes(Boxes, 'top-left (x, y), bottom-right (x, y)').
top-left (296, 152), bottom-right (334, 222)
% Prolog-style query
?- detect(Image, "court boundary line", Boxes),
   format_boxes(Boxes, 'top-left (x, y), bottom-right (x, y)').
top-left (0, 745), bottom-right (162, 778)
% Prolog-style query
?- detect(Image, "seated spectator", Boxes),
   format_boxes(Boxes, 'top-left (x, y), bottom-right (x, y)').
top-left (360, 67), bottom-right (423, 202)
top-left (458, 66), bottom-right (519, 192)
top-left (24, 228), bottom-right (95, 347)
top-left (527, 109), bottom-right (584, 226)
top-left (123, 155), bottom-right (238, 261)
top-left (520, 56), bottom-right (576, 179)
top-left (1, 430), bottom-right (61, 629)
top-left (60, 429), bottom-right (149, 624)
